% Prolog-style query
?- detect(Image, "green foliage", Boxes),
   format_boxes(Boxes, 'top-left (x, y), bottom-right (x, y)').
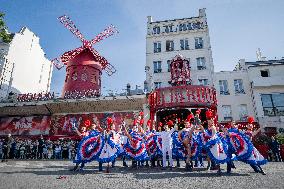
top-left (275, 133), bottom-right (284, 144)
top-left (0, 12), bottom-right (12, 43)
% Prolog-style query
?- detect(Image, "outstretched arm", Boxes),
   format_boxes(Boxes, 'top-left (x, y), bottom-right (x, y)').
top-left (122, 125), bottom-right (132, 140)
top-left (211, 126), bottom-right (217, 136)
top-left (169, 127), bottom-right (176, 135)
top-left (252, 128), bottom-right (261, 137)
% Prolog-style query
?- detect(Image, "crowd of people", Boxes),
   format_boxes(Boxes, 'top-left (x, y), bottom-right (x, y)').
top-left (0, 109), bottom-right (282, 177)
top-left (0, 135), bottom-right (79, 161)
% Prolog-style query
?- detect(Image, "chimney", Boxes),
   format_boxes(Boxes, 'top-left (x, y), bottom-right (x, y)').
top-left (126, 83), bottom-right (131, 96)
top-left (147, 16), bottom-right (153, 23)
top-left (199, 8), bottom-right (206, 17)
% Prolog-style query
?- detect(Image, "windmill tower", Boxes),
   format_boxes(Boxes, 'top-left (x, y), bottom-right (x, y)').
top-left (52, 15), bottom-right (118, 97)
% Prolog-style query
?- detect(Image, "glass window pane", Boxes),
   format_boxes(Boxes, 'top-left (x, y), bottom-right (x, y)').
top-left (272, 93), bottom-right (284, 107)
top-left (261, 94), bottom-right (273, 107)
top-left (222, 105), bottom-right (232, 117)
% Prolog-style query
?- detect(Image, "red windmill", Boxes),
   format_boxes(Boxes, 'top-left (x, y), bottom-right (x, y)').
top-left (52, 15), bottom-right (118, 97)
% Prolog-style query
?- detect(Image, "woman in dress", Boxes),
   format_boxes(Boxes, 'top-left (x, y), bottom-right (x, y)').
top-left (178, 114), bottom-right (195, 171)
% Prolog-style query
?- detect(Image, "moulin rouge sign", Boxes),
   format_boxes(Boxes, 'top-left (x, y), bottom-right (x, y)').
top-left (148, 85), bottom-right (217, 111)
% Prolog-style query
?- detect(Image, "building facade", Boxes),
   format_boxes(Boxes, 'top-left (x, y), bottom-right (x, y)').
top-left (145, 8), bottom-right (214, 91)
top-left (0, 27), bottom-right (53, 100)
top-left (215, 58), bottom-right (284, 131)
top-left (214, 70), bottom-right (254, 122)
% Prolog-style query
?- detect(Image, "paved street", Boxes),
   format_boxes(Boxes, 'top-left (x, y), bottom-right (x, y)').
top-left (0, 160), bottom-right (283, 189)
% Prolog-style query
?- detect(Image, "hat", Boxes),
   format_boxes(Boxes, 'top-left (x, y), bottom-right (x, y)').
top-left (84, 120), bottom-right (91, 127)
top-left (106, 117), bottom-right (113, 126)
top-left (186, 114), bottom-right (194, 122)
top-left (167, 120), bottom-right (174, 127)
top-left (205, 109), bottom-right (214, 120)
top-left (247, 116), bottom-right (254, 124)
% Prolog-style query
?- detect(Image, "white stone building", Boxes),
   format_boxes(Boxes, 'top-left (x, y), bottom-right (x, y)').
top-left (0, 27), bottom-right (53, 100)
top-left (214, 70), bottom-right (254, 122)
top-left (215, 57), bottom-right (284, 131)
top-left (145, 8), bottom-right (214, 91)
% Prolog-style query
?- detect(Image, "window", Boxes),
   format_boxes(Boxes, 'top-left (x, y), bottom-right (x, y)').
top-left (195, 37), bottom-right (203, 49)
top-left (196, 57), bottom-right (206, 70)
top-left (167, 60), bottom-right (171, 72)
top-left (238, 104), bottom-right (248, 121)
top-left (222, 105), bottom-right (232, 121)
top-left (187, 23), bottom-right (192, 30)
top-left (164, 25), bottom-right (170, 33)
top-left (192, 22), bottom-right (202, 29)
top-left (154, 42), bottom-right (161, 53)
top-left (166, 40), bottom-right (174, 51)
top-left (261, 93), bottom-right (284, 116)
top-left (153, 26), bottom-right (160, 34)
top-left (154, 82), bottom-right (162, 89)
top-left (198, 79), bottom-right (208, 86)
top-left (219, 80), bottom-right (229, 95)
top-left (180, 39), bottom-right (189, 50)
top-left (234, 79), bottom-right (245, 94)
top-left (179, 23), bottom-right (187, 31)
top-left (260, 70), bottom-right (269, 77)
top-left (153, 61), bottom-right (162, 73)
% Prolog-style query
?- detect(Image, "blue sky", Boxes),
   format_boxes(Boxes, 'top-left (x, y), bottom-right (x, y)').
top-left (1, 0), bottom-right (284, 95)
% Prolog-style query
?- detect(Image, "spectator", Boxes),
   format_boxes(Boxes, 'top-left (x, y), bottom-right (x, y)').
top-left (25, 141), bottom-right (32, 159)
top-left (48, 145), bottom-right (53, 159)
top-left (38, 135), bottom-right (44, 159)
top-left (32, 142), bottom-right (37, 159)
top-left (43, 143), bottom-right (48, 159)
top-left (20, 144), bottom-right (26, 159)
top-left (270, 136), bottom-right (282, 162)
top-left (2, 135), bottom-right (10, 162)
top-left (54, 145), bottom-right (61, 159)
top-left (0, 139), bottom-right (3, 159)
top-left (7, 134), bottom-right (13, 159)
top-left (62, 141), bottom-right (68, 159)
top-left (15, 140), bottom-right (21, 159)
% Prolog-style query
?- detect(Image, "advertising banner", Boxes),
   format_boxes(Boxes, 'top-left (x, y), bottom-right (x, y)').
top-left (0, 116), bottom-right (51, 136)
top-left (50, 111), bottom-right (138, 136)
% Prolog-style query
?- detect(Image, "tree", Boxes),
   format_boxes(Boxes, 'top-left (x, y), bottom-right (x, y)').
top-left (0, 12), bottom-right (12, 43)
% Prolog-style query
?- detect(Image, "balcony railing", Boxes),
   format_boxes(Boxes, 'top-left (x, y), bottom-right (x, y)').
top-left (235, 89), bottom-right (246, 94)
top-left (220, 91), bottom-right (230, 95)
top-left (197, 66), bottom-right (206, 70)
top-left (154, 69), bottom-right (162, 73)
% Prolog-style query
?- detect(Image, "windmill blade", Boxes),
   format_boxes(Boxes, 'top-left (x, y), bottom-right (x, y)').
top-left (104, 63), bottom-right (117, 76)
top-left (88, 47), bottom-right (116, 76)
top-left (90, 25), bottom-right (118, 45)
top-left (58, 15), bottom-right (86, 42)
top-left (51, 58), bottom-right (64, 70)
